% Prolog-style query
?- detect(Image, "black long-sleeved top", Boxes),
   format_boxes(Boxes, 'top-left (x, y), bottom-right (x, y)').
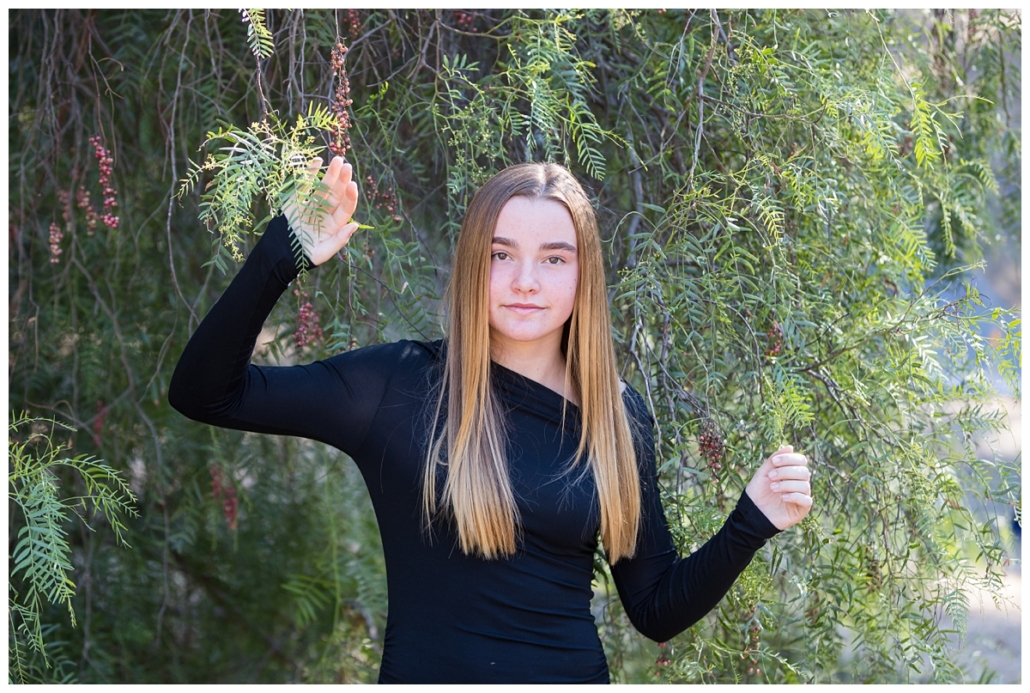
top-left (168, 214), bottom-right (781, 684)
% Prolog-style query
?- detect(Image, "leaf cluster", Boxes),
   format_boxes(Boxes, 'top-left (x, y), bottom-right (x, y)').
top-left (8, 413), bottom-right (138, 683)
top-left (177, 103), bottom-right (339, 270)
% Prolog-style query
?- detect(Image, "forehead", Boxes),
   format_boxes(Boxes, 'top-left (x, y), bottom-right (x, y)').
top-left (494, 197), bottom-right (577, 245)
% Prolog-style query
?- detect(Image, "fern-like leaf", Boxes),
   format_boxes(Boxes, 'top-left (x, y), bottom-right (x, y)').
top-left (241, 8), bottom-right (275, 60)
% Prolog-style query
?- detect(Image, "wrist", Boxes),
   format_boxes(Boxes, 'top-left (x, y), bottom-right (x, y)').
top-left (738, 488), bottom-right (782, 539)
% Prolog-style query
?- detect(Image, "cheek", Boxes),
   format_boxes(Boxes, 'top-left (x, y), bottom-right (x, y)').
top-left (556, 267), bottom-right (579, 316)
top-left (488, 263), bottom-right (507, 304)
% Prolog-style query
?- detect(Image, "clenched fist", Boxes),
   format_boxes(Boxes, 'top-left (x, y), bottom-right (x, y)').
top-left (745, 445), bottom-right (813, 531)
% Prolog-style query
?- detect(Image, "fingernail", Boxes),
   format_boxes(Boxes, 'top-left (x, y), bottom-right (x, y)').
top-left (769, 470), bottom-right (778, 479)
top-left (770, 482), bottom-right (781, 491)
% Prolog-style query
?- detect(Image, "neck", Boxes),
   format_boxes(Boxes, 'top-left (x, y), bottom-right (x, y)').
top-left (489, 334), bottom-right (577, 405)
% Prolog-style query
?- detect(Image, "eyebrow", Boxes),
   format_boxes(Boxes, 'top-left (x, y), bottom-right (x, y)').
top-left (492, 236), bottom-right (577, 253)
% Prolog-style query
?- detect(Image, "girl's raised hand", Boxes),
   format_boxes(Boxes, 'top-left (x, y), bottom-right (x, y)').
top-left (282, 155), bottom-right (360, 266)
top-left (744, 445), bottom-right (813, 531)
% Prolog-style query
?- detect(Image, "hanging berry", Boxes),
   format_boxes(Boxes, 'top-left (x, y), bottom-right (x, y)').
top-left (764, 320), bottom-right (783, 357)
top-left (742, 608), bottom-right (762, 677)
top-left (345, 8), bottom-right (361, 37)
top-left (698, 419), bottom-right (725, 471)
top-left (89, 135), bottom-right (120, 229)
top-left (454, 11), bottom-right (478, 32)
top-left (48, 222), bottom-right (63, 263)
top-left (76, 185), bottom-right (99, 233)
top-left (364, 174), bottom-right (402, 222)
top-left (210, 467), bottom-right (239, 531)
top-left (294, 289), bottom-right (324, 348)
top-left (329, 42), bottom-right (354, 159)
top-left (653, 640), bottom-right (671, 675)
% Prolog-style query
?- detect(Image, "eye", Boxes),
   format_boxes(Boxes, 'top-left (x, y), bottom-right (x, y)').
top-left (546, 256), bottom-right (566, 265)
top-left (492, 251), bottom-right (510, 261)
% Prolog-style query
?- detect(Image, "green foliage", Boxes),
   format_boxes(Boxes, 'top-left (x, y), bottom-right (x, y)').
top-left (177, 104), bottom-right (339, 269)
top-left (430, 11), bottom-right (618, 225)
top-left (8, 7), bottom-right (1019, 685)
top-left (241, 9), bottom-right (275, 60)
top-left (8, 413), bottom-right (138, 683)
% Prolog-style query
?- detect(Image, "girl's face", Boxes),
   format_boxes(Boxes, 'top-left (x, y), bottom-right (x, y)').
top-left (488, 196), bottom-right (579, 360)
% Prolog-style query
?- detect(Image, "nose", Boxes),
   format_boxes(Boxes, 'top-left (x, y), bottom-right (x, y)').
top-left (511, 259), bottom-right (539, 294)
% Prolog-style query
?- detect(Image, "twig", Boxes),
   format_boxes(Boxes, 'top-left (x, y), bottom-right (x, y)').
top-left (687, 19), bottom-right (718, 188)
top-left (623, 130), bottom-right (646, 270)
top-left (165, 11), bottom-right (200, 328)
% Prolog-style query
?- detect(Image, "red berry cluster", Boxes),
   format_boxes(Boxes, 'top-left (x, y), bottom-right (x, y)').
top-left (48, 222), bottom-right (63, 263)
top-left (329, 42), bottom-right (353, 159)
top-left (344, 8), bottom-right (361, 37)
top-left (294, 289), bottom-right (324, 348)
top-left (743, 611), bottom-right (761, 676)
top-left (55, 189), bottom-right (70, 224)
top-left (76, 185), bottom-right (100, 233)
top-left (764, 320), bottom-right (783, 357)
top-left (864, 555), bottom-right (883, 593)
top-left (92, 399), bottom-right (108, 446)
top-left (210, 467), bottom-right (238, 531)
top-left (454, 11), bottom-right (478, 31)
top-left (698, 419), bottom-right (725, 471)
top-left (364, 175), bottom-right (402, 222)
top-left (89, 135), bottom-right (119, 229)
top-left (653, 641), bottom-right (671, 677)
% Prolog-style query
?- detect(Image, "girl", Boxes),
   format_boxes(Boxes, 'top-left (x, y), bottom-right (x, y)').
top-left (169, 156), bottom-right (813, 683)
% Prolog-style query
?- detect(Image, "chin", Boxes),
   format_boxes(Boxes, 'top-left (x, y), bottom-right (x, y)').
top-left (491, 324), bottom-right (564, 348)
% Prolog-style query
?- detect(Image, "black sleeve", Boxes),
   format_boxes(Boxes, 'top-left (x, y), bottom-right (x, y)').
top-left (168, 214), bottom-right (391, 455)
top-left (609, 390), bottom-right (781, 643)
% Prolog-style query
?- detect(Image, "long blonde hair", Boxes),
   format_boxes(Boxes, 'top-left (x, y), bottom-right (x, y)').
top-left (423, 163), bottom-right (641, 563)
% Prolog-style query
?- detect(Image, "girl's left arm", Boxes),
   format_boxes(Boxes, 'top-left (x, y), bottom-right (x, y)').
top-left (609, 392), bottom-right (812, 643)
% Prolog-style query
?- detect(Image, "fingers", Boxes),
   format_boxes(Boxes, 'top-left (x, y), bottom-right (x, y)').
top-left (771, 450), bottom-right (805, 466)
top-left (285, 156), bottom-right (362, 266)
top-left (781, 493), bottom-right (813, 509)
top-left (338, 179), bottom-right (359, 221)
top-left (314, 157), bottom-right (343, 209)
top-left (321, 158), bottom-right (358, 220)
top-left (322, 221), bottom-right (359, 250)
top-left (320, 157), bottom-right (341, 204)
top-left (305, 156), bottom-right (323, 187)
top-left (768, 446), bottom-right (812, 500)
top-left (768, 479), bottom-right (810, 494)
top-left (768, 464), bottom-right (810, 481)
top-left (337, 221), bottom-right (359, 246)
top-left (331, 204), bottom-right (351, 230)
top-left (309, 157), bottom-right (357, 223)
top-left (293, 156), bottom-right (323, 205)
top-left (311, 222), bottom-right (359, 265)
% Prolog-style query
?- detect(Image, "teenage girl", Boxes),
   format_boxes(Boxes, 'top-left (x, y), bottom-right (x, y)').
top-left (170, 155), bottom-right (813, 683)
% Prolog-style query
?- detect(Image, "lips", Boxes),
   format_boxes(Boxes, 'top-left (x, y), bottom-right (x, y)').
top-left (505, 303), bottom-right (545, 313)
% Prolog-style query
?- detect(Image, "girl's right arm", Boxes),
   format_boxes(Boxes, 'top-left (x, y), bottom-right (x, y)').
top-left (168, 158), bottom-right (377, 452)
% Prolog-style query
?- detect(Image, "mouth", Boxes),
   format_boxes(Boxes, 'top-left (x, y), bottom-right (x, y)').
top-left (505, 303), bottom-right (545, 312)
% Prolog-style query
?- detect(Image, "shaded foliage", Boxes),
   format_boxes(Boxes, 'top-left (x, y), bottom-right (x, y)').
top-left (8, 8), bottom-right (1020, 683)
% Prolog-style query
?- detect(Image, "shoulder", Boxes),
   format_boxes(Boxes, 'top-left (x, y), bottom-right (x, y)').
top-left (330, 338), bottom-right (442, 362)
top-left (322, 338), bottom-right (443, 379)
